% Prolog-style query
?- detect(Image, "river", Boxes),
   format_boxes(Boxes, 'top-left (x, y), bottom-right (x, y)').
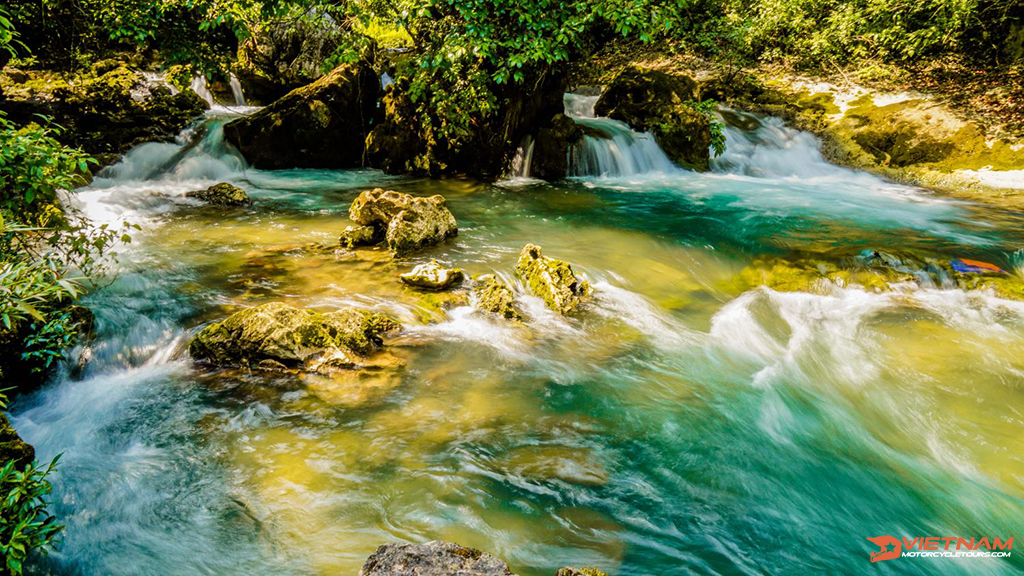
top-left (10, 95), bottom-right (1024, 575)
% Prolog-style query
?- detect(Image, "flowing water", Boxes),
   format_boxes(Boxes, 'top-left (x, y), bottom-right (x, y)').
top-left (10, 98), bottom-right (1024, 576)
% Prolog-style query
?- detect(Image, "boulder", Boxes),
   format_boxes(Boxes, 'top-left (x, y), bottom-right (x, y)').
top-left (531, 114), bottom-right (584, 180)
top-left (359, 541), bottom-right (515, 576)
top-left (223, 63), bottom-right (380, 169)
top-left (400, 260), bottom-right (464, 290)
top-left (474, 274), bottom-right (521, 320)
top-left (0, 413), bottom-right (34, 470)
top-left (340, 225), bottom-right (382, 249)
top-left (516, 244), bottom-right (591, 315)
top-left (0, 63), bottom-right (209, 157)
top-left (555, 569), bottom-right (608, 576)
top-left (188, 302), bottom-right (400, 371)
top-left (595, 66), bottom-right (712, 171)
top-left (186, 182), bottom-right (251, 206)
top-left (366, 65), bottom-right (567, 179)
top-left (347, 189), bottom-right (458, 255)
top-left (235, 19), bottom-right (344, 103)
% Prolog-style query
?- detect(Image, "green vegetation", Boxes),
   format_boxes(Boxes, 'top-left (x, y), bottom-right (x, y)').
top-left (0, 394), bottom-right (63, 576)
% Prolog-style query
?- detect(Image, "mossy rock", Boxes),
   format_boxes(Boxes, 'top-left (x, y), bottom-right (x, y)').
top-left (474, 274), bottom-right (521, 320)
top-left (189, 302), bottom-right (400, 371)
top-left (186, 182), bottom-right (251, 206)
top-left (595, 65), bottom-right (711, 171)
top-left (400, 260), bottom-right (464, 290)
top-left (555, 568), bottom-right (610, 576)
top-left (340, 224), bottom-right (382, 249)
top-left (516, 244), bottom-right (592, 315)
top-left (223, 62), bottom-right (379, 169)
top-left (347, 188), bottom-right (458, 255)
top-left (0, 413), bottom-right (34, 470)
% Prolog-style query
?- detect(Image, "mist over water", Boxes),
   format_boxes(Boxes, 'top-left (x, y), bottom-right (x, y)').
top-left (11, 103), bottom-right (1024, 575)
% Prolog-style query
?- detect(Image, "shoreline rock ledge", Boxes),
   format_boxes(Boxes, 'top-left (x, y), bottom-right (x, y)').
top-left (358, 541), bottom-right (608, 576)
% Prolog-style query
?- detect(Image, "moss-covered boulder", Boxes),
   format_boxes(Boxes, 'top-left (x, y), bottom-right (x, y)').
top-left (186, 182), bottom-right (251, 206)
top-left (365, 65), bottom-right (567, 179)
top-left (346, 188), bottom-right (458, 255)
top-left (189, 302), bottom-right (400, 372)
top-left (235, 19), bottom-right (344, 104)
top-left (400, 260), bottom-right (464, 290)
top-left (474, 274), bottom-right (521, 320)
top-left (530, 113), bottom-right (584, 180)
top-left (0, 413), bottom-right (34, 470)
top-left (360, 541), bottom-right (515, 576)
top-left (555, 568), bottom-right (609, 576)
top-left (223, 63), bottom-right (380, 169)
top-left (0, 63), bottom-right (208, 157)
top-left (595, 65), bottom-right (712, 171)
top-left (515, 244), bottom-right (592, 315)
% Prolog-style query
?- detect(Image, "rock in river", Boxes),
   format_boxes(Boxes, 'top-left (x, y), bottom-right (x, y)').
top-left (0, 413), bottom-right (34, 469)
top-left (188, 302), bottom-right (400, 372)
top-left (474, 274), bottom-right (521, 320)
top-left (516, 244), bottom-right (592, 315)
top-left (359, 541), bottom-right (515, 576)
top-left (186, 182), bottom-right (251, 206)
top-left (346, 188), bottom-right (458, 255)
top-left (400, 260), bottom-right (464, 290)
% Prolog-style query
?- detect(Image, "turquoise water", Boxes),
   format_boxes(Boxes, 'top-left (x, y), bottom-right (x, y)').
top-left (10, 109), bottom-right (1024, 575)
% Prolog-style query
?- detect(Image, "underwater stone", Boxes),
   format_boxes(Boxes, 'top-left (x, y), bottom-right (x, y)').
top-left (348, 188), bottom-right (458, 255)
top-left (359, 541), bottom-right (515, 576)
top-left (186, 182), bottom-right (251, 206)
top-left (516, 244), bottom-right (592, 315)
top-left (188, 302), bottom-right (400, 371)
top-left (400, 260), bottom-right (464, 290)
top-left (474, 274), bottom-right (521, 320)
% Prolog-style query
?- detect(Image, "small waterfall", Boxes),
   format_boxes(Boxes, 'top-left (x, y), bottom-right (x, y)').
top-left (190, 76), bottom-right (215, 107)
top-left (564, 93), bottom-right (676, 178)
top-left (509, 135), bottom-right (536, 178)
top-left (228, 74), bottom-right (247, 107)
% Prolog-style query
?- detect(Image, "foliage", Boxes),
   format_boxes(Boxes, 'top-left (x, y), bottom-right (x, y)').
top-left (0, 393), bottom-right (63, 576)
top-left (687, 99), bottom-right (726, 157)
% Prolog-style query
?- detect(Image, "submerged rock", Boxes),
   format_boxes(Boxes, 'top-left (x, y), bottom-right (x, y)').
top-left (531, 113), bottom-right (584, 180)
top-left (186, 182), bottom-right (251, 206)
top-left (516, 244), bottom-right (592, 315)
top-left (595, 66), bottom-right (712, 171)
top-left (359, 541), bottom-right (515, 576)
top-left (474, 274), bottom-right (521, 320)
top-left (347, 188), bottom-right (458, 255)
top-left (223, 63), bottom-right (379, 169)
top-left (400, 260), bottom-right (464, 290)
top-left (0, 413), bottom-right (34, 469)
top-left (188, 302), bottom-right (400, 371)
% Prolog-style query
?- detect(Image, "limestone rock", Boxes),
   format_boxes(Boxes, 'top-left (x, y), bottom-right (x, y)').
top-left (359, 541), bottom-right (515, 576)
top-left (186, 182), bottom-right (251, 206)
top-left (516, 244), bottom-right (592, 315)
top-left (595, 66), bottom-right (711, 171)
top-left (347, 188), bottom-right (458, 255)
top-left (340, 224), bottom-right (382, 249)
top-left (188, 302), bottom-right (400, 371)
top-left (400, 260), bottom-right (464, 290)
top-left (235, 19), bottom-right (344, 103)
top-left (474, 275), bottom-right (521, 320)
top-left (555, 569), bottom-right (609, 576)
top-left (223, 63), bottom-right (379, 169)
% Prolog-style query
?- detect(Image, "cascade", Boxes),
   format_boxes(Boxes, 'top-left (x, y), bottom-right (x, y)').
top-left (563, 93), bottom-right (677, 177)
top-left (190, 76), bottom-right (215, 107)
top-left (228, 74), bottom-right (247, 107)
